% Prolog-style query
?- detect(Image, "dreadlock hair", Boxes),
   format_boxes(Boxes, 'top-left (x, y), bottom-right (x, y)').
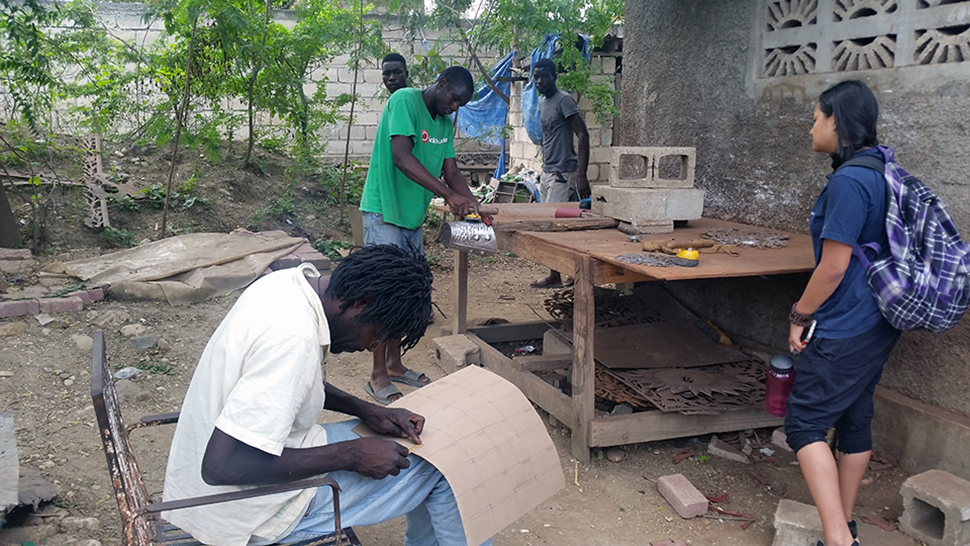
top-left (326, 244), bottom-right (433, 353)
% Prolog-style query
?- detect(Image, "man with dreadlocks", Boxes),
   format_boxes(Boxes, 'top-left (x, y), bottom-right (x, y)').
top-left (360, 65), bottom-right (481, 405)
top-left (162, 245), bottom-right (492, 546)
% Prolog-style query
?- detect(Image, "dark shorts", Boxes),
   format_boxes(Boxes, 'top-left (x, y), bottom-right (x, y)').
top-left (784, 318), bottom-right (901, 454)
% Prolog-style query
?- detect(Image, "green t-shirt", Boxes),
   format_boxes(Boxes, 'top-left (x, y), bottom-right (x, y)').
top-left (360, 88), bottom-right (456, 230)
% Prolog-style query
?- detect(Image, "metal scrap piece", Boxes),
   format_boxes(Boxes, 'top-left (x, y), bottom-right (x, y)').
top-left (615, 253), bottom-right (675, 267)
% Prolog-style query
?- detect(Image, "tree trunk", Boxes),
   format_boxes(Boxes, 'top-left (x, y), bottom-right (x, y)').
top-left (0, 182), bottom-right (21, 248)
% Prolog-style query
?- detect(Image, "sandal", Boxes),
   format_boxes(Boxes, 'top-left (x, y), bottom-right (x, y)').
top-left (365, 381), bottom-right (402, 405)
top-left (389, 369), bottom-right (430, 388)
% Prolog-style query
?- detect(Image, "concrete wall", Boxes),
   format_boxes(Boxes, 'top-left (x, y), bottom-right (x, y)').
top-left (621, 1), bottom-right (970, 417)
top-left (507, 54), bottom-right (618, 184)
top-left (39, 3), bottom-right (494, 160)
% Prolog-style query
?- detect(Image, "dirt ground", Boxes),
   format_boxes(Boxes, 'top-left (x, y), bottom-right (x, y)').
top-left (0, 140), bottom-right (924, 546)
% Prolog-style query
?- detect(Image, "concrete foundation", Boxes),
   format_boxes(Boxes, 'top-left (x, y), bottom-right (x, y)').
top-left (874, 386), bottom-right (970, 482)
top-left (609, 147), bottom-right (696, 189)
top-left (900, 469), bottom-right (970, 546)
top-left (591, 186), bottom-right (704, 230)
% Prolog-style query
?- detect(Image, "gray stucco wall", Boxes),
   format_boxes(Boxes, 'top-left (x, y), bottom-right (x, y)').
top-left (621, 0), bottom-right (970, 416)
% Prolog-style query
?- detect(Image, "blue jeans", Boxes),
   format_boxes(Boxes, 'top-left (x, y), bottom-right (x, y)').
top-left (278, 420), bottom-right (491, 546)
top-left (362, 212), bottom-right (425, 255)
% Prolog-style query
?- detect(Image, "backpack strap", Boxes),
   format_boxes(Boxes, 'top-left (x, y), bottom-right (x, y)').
top-left (836, 155), bottom-right (885, 174)
top-left (824, 153), bottom-right (889, 269)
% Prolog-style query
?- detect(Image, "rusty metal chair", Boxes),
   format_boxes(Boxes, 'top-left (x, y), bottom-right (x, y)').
top-left (90, 331), bottom-right (361, 546)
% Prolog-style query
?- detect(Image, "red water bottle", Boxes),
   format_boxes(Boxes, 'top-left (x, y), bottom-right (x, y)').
top-left (765, 352), bottom-right (795, 417)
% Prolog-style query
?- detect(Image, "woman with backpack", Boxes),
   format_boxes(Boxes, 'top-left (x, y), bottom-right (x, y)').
top-left (785, 80), bottom-right (902, 546)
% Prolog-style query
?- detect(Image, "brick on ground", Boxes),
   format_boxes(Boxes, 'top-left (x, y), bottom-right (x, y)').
top-left (900, 469), bottom-right (970, 546)
top-left (0, 300), bottom-right (39, 319)
top-left (657, 473), bottom-right (708, 519)
top-left (38, 296), bottom-right (84, 314)
top-left (772, 499), bottom-right (824, 546)
top-left (433, 335), bottom-right (481, 374)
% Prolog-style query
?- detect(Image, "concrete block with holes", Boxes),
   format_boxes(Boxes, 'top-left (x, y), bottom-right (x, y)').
top-left (657, 473), bottom-right (708, 519)
top-left (899, 469), bottom-right (970, 546)
top-left (609, 147), bottom-right (696, 189)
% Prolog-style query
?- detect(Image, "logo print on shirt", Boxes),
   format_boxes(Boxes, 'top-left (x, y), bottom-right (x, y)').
top-left (422, 130), bottom-right (429, 143)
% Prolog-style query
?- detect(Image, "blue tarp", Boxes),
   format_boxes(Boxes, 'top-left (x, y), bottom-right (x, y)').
top-left (455, 51), bottom-right (516, 180)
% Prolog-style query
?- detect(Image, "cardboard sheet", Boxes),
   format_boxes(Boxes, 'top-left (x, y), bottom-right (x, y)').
top-left (355, 366), bottom-right (564, 546)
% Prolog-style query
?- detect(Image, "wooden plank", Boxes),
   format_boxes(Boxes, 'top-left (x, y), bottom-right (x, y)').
top-left (571, 256), bottom-right (596, 463)
top-left (499, 232), bottom-right (580, 275)
top-left (491, 216), bottom-right (619, 233)
top-left (587, 408), bottom-right (783, 447)
top-left (467, 321), bottom-right (549, 344)
top-left (513, 354), bottom-right (572, 372)
top-left (468, 334), bottom-right (576, 430)
top-left (517, 218), bottom-right (815, 281)
top-left (453, 250), bottom-right (468, 335)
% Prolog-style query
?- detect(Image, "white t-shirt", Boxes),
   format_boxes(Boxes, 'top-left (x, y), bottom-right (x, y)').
top-left (162, 264), bottom-right (331, 546)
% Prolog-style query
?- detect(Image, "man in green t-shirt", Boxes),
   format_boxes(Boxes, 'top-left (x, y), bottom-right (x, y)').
top-left (359, 65), bottom-right (480, 404)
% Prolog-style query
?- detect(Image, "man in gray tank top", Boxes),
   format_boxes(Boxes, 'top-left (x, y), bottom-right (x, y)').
top-left (531, 58), bottom-right (590, 289)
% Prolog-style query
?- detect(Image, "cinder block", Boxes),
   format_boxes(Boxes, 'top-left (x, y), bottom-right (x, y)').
top-left (38, 296), bottom-right (84, 314)
top-left (618, 220), bottom-right (675, 235)
top-left (592, 186), bottom-right (704, 226)
top-left (900, 469), bottom-right (970, 546)
top-left (432, 335), bottom-right (481, 374)
top-left (708, 435), bottom-right (750, 464)
top-left (772, 427), bottom-right (794, 452)
top-left (657, 474), bottom-right (708, 519)
top-left (609, 147), bottom-right (697, 189)
top-left (542, 329), bottom-right (572, 355)
top-left (772, 499), bottom-right (824, 546)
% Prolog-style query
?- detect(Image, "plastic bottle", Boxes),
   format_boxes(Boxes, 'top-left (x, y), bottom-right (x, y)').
top-left (764, 353), bottom-right (796, 417)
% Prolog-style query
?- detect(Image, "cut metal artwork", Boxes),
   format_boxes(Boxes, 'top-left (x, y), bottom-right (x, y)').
top-left (80, 134), bottom-right (141, 229)
top-left (599, 360), bottom-right (768, 415)
top-left (702, 228), bottom-right (789, 249)
top-left (615, 253), bottom-right (675, 267)
top-left (544, 288), bottom-right (667, 332)
top-left (758, 0), bottom-right (970, 78)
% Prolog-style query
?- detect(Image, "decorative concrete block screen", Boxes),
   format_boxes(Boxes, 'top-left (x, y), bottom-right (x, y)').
top-left (757, 0), bottom-right (970, 78)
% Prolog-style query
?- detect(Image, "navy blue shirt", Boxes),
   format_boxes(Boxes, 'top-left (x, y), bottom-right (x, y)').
top-left (809, 147), bottom-right (889, 339)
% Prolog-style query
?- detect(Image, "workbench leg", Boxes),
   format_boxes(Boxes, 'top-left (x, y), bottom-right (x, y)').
top-left (452, 250), bottom-right (468, 335)
top-left (570, 256), bottom-right (595, 463)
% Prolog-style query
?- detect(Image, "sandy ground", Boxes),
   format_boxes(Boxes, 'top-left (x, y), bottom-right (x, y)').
top-left (0, 255), bottom-right (921, 546)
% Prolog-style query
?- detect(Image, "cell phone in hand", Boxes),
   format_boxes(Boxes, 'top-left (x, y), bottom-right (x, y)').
top-left (802, 320), bottom-right (817, 344)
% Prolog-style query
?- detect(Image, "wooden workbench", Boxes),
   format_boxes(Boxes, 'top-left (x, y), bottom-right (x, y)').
top-left (447, 203), bottom-right (815, 462)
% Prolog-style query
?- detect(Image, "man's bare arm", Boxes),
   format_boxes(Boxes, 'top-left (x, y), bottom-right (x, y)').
top-left (391, 136), bottom-right (478, 216)
top-left (568, 113), bottom-right (591, 198)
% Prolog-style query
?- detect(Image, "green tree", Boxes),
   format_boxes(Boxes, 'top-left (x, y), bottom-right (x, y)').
top-left (386, 0), bottom-right (623, 121)
top-left (0, 0), bottom-right (61, 247)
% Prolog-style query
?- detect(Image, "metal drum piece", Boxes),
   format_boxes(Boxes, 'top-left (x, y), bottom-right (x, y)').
top-left (440, 219), bottom-right (498, 256)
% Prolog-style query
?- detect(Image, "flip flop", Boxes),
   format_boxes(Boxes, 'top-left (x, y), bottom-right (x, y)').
top-left (365, 381), bottom-right (402, 405)
top-left (389, 369), bottom-right (431, 388)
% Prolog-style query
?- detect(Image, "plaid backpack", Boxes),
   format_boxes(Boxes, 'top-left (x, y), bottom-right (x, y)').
top-left (842, 146), bottom-right (970, 333)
